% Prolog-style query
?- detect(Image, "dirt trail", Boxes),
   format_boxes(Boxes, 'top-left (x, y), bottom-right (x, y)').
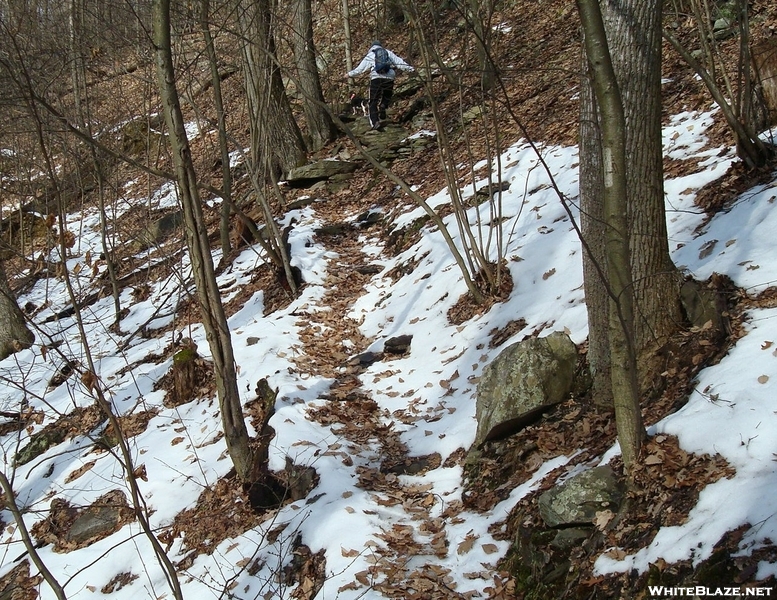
top-left (279, 163), bottom-right (481, 597)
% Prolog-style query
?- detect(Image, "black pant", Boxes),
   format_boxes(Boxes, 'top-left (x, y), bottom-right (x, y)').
top-left (369, 77), bottom-right (394, 127)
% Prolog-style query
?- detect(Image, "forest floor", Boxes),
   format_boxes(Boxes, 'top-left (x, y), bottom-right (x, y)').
top-left (3, 0), bottom-right (777, 598)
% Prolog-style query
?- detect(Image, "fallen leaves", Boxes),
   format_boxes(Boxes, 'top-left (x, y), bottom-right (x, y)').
top-left (164, 477), bottom-right (263, 557)
top-left (594, 509), bottom-right (615, 531)
top-left (457, 531), bottom-right (478, 555)
top-left (64, 460), bottom-right (96, 483)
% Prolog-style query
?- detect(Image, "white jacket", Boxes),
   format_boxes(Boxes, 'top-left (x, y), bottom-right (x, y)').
top-left (347, 45), bottom-right (414, 80)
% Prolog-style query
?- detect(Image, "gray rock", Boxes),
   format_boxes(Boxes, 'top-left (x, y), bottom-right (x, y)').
top-left (538, 466), bottom-right (623, 528)
top-left (347, 351), bottom-right (380, 368)
top-left (315, 223), bottom-right (353, 237)
top-left (286, 160), bottom-right (360, 184)
top-left (355, 264), bottom-right (384, 275)
top-left (473, 331), bottom-right (578, 446)
top-left (474, 181), bottom-right (511, 201)
top-left (356, 210), bottom-right (383, 227)
top-left (550, 527), bottom-right (591, 550)
top-left (66, 507), bottom-right (122, 544)
top-left (16, 427), bottom-right (68, 466)
top-left (135, 210), bottom-right (183, 250)
top-left (393, 76), bottom-right (425, 99)
top-left (462, 105), bottom-right (484, 124)
top-left (712, 17), bottom-right (735, 40)
top-left (286, 196), bottom-right (317, 211)
top-left (65, 490), bottom-right (132, 545)
top-left (680, 279), bottom-right (725, 333)
top-left (282, 457), bottom-right (318, 501)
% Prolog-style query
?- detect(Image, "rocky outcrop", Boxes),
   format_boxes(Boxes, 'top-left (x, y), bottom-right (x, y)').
top-left (285, 160), bottom-right (361, 187)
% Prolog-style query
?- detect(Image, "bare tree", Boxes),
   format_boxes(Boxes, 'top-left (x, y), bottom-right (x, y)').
top-left (395, 0), bottom-right (509, 304)
top-left (198, 0), bottom-right (234, 256)
top-left (342, 0), bottom-right (354, 76)
top-left (663, 0), bottom-right (773, 169)
top-left (235, 0), bottom-right (306, 178)
top-left (153, 0), bottom-right (258, 483)
top-left (579, 48), bottom-right (612, 408)
top-left (68, 0), bottom-right (123, 325)
top-left (288, 0), bottom-right (337, 151)
top-left (467, 0), bottom-right (496, 91)
top-left (578, 0), bottom-right (645, 469)
top-left (0, 471), bottom-right (67, 600)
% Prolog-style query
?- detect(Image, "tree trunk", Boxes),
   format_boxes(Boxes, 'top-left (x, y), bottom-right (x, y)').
top-left (342, 0), bottom-right (354, 75)
top-left (0, 262), bottom-right (34, 361)
top-left (468, 0), bottom-right (496, 91)
top-left (152, 0), bottom-right (257, 483)
top-left (0, 471), bottom-right (67, 600)
top-left (290, 0), bottom-right (336, 151)
top-left (236, 0), bottom-right (306, 178)
top-left (601, 0), bottom-right (683, 371)
top-left (199, 0), bottom-right (233, 258)
top-left (578, 0), bottom-right (645, 470)
top-left (579, 47), bottom-right (612, 408)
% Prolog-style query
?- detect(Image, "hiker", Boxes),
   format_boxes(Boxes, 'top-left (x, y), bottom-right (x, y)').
top-left (346, 40), bottom-right (414, 130)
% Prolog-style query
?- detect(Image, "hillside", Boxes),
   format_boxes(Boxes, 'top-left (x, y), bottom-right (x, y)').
top-left (1, 0), bottom-right (777, 599)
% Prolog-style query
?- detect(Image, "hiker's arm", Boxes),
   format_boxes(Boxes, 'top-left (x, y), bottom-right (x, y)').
top-left (388, 51), bottom-right (414, 73)
top-left (347, 55), bottom-right (372, 78)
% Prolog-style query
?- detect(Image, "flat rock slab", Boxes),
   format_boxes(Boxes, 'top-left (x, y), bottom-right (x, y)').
top-left (286, 160), bottom-right (360, 184)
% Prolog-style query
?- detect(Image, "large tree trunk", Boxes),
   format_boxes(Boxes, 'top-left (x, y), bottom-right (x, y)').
top-left (602, 0), bottom-right (682, 353)
top-left (153, 0), bottom-right (257, 483)
top-left (289, 0), bottom-right (336, 152)
top-left (468, 0), bottom-right (496, 91)
top-left (578, 0), bottom-right (644, 470)
top-left (236, 0), bottom-right (306, 178)
top-left (0, 262), bottom-right (34, 361)
top-left (601, 0), bottom-right (683, 375)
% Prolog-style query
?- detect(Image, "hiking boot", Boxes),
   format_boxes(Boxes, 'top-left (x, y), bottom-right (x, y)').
top-left (371, 120), bottom-right (381, 130)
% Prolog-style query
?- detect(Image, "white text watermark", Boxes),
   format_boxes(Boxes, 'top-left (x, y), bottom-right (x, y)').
top-left (648, 586), bottom-right (773, 597)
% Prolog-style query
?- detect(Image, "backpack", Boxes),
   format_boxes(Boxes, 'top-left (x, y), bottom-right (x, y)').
top-left (372, 47), bottom-right (393, 75)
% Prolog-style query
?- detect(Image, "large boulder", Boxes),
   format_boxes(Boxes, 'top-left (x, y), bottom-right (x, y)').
top-left (473, 331), bottom-right (578, 447)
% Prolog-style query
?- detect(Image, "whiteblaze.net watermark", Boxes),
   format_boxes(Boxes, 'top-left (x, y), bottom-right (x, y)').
top-left (648, 586), bottom-right (774, 597)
